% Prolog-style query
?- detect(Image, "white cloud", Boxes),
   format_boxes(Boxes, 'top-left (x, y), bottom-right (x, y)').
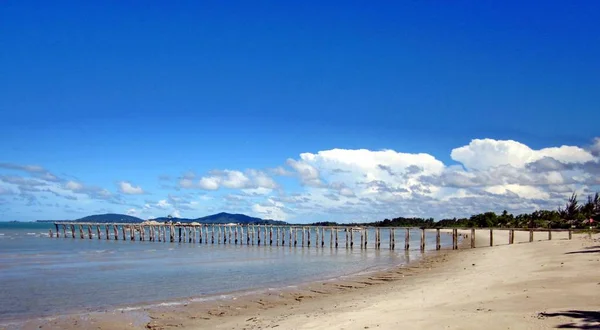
top-left (252, 198), bottom-right (288, 220)
top-left (65, 181), bottom-right (84, 191)
top-left (118, 181), bottom-right (144, 195)
top-left (180, 169), bottom-right (278, 191)
top-left (451, 138), bottom-right (594, 170)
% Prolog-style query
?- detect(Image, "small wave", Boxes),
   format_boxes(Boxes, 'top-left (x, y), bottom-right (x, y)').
top-left (26, 233), bottom-right (36, 235)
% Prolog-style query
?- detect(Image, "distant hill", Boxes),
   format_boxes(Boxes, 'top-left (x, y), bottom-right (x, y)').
top-left (151, 212), bottom-right (287, 225)
top-left (75, 213), bottom-right (144, 223)
top-left (36, 212), bottom-right (286, 225)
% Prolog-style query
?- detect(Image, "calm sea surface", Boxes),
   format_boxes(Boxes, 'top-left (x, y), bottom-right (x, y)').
top-left (0, 222), bottom-right (451, 322)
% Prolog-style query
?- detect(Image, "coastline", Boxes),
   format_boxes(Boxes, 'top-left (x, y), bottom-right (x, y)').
top-left (7, 231), bottom-right (457, 330)
top-left (11, 229), bottom-right (600, 330)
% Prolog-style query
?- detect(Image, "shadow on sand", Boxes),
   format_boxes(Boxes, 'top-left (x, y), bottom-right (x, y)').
top-left (539, 310), bottom-right (600, 329)
top-left (565, 246), bottom-right (600, 255)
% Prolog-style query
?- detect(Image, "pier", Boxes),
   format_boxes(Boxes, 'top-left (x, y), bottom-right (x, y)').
top-left (48, 222), bottom-right (574, 250)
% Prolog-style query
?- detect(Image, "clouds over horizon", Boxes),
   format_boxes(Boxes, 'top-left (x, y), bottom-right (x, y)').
top-left (1, 137), bottom-right (599, 222)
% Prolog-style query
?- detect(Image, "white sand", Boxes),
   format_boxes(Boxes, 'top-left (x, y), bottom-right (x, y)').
top-left (199, 230), bottom-right (600, 330)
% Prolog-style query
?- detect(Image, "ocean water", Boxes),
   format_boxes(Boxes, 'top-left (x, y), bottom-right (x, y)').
top-left (0, 222), bottom-right (452, 322)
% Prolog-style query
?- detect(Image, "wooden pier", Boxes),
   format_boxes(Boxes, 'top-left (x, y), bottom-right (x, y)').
top-left (48, 222), bottom-right (574, 251)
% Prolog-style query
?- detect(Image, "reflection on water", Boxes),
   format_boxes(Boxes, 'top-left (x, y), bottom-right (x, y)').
top-left (0, 222), bottom-right (451, 321)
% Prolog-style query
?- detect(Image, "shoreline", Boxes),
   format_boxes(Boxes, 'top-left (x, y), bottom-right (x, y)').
top-left (12, 229), bottom-right (595, 329)
top-left (6, 233), bottom-right (459, 330)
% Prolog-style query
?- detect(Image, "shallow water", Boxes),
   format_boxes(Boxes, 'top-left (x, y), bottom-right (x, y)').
top-left (0, 222), bottom-right (452, 322)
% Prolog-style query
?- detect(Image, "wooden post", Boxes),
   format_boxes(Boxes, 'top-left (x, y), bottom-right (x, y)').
top-left (113, 225), bottom-right (118, 240)
top-left (452, 229), bottom-right (457, 250)
top-left (258, 225), bottom-right (262, 246)
top-left (392, 228), bottom-right (395, 250)
top-left (420, 228), bottom-right (425, 251)
top-left (63, 225), bottom-right (67, 238)
top-left (205, 225), bottom-right (209, 244)
top-left (388, 228), bottom-right (392, 249)
top-left (70, 224), bottom-right (75, 238)
top-left (364, 228), bottom-right (368, 249)
top-left (568, 229), bottom-right (572, 240)
top-left (97, 225), bottom-right (101, 240)
top-left (79, 225), bottom-right (84, 239)
top-left (510, 229), bottom-right (515, 244)
top-left (54, 224), bottom-right (59, 237)
top-left (360, 230), bottom-right (364, 250)
top-left (275, 227), bottom-right (279, 246)
top-left (122, 226), bottom-right (126, 241)
top-left (307, 227), bottom-right (311, 247)
top-left (350, 227), bottom-right (354, 249)
top-left (335, 228), bottom-right (338, 248)
top-left (88, 225), bottom-right (93, 239)
top-left (321, 227), bottom-right (325, 248)
top-left (294, 227), bottom-right (298, 247)
top-left (345, 228), bottom-right (349, 249)
top-left (529, 229), bottom-right (534, 242)
top-left (130, 226), bottom-right (134, 241)
top-left (548, 229), bottom-right (552, 241)
top-left (105, 225), bottom-right (109, 240)
top-left (489, 229), bottom-right (493, 247)
top-left (377, 228), bottom-right (381, 249)
top-left (169, 225), bottom-right (174, 242)
top-left (405, 228), bottom-right (410, 250)
top-left (470, 228), bottom-right (475, 248)
top-left (436, 228), bottom-right (441, 250)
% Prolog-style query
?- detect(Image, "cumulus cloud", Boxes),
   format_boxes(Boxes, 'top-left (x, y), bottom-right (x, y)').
top-left (450, 139), bottom-right (594, 170)
top-left (118, 181), bottom-right (144, 195)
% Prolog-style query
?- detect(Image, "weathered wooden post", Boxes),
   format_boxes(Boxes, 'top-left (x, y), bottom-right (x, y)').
top-left (130, 226), bottom-right (134, 241)
top-left (360, 230), bottom-right (364, 250)
top-left (335, 228), bottom-right (338, 248)
top-left (63, 225), bottom-right (67, 238)
top-left (345, 228), bottom-right (349, 249)
top-left (377, 228), bottom-right (381, 249)
top-left (470, 228), bottom-right (475, 248)
top-left (70, 224), bottom-right (75, 238)
top-left (364, 228), bottom-right (368, 249)
top-left (97, 225), bottom-right (101, 239)
top-left (405, 228), bottom-right (410, 250)
top-left (420, 228), bottom-right (426, 251)
top-left (282, 227), bottom-right (286, 246)
top-left (510, 229), bottom-right (515, 244)
top-left (78, 225), bottom-right (83, 239)
top-left (258, 225), bottom-right (262, 246)
top-left (330, 228), bottom-right (333, 248)
top-left (436, 228), bottom-right (441, 250)
top-left (88, 225), bottom-right (93, 239)
top-left (113, 225), bottom-right (118, 240)
top-left (452, 229), bottom-right (457, 250)
top-left (141, 225), bottom-right (146, 241)
top-left (268, 226), bottom-right (272, 246)
top-left (301, 227), bottom-right (305, 247)
top-left (55, 224), bottom-right (59, 237)
top-left (548, 228), bottom-right (552, 240)
top-left (307, 227), bottom-right (311, 247)
top-left (122, 226), bottom-right (126, 241)
top-left (489, 229), bottom-right (493, 247)
top-left (529, 229), bottom-right (534, 242)
top-left (294, 227), bottom-right (298, 247)
top-left (321, 227), bottom-right (325, 248)
top-left (349, 228), bottom-right (354, 249)
top-left (105, 225), bottom-right (109, 240)
top-left (568, 229), bottom-right (572, 240)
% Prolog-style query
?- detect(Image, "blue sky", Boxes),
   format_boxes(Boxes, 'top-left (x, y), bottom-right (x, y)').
top-left (1, 1), bottom-right (599, 222)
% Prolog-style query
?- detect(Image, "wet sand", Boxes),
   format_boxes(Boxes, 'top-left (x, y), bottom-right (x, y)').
top-left (12, 230), bottom-right (600, 330)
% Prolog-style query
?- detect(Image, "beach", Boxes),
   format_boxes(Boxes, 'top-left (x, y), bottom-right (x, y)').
top-left (15, 229), bottom-right (599, 330)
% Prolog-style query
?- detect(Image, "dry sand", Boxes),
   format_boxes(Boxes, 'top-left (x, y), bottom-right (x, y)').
top-left (13, 230), bottom-right (600, 330)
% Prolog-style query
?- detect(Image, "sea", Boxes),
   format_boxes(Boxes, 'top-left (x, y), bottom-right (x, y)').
top-left (0, 222), bottom-right (452, 324)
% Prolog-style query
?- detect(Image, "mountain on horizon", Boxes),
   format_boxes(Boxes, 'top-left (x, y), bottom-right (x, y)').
top-left (151, 212), bottom-right (287, 225)
top-left (37, 212), bottom-right (286, 225)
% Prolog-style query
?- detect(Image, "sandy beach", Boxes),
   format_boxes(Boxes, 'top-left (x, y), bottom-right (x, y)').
top-left (14, 229), bottom-right (600, 330)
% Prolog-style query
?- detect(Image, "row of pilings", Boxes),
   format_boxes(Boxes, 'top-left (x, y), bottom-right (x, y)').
top-left (50, 223), bottom-right (573, 250)
top-left (50, 223), bottom-right (451, 250)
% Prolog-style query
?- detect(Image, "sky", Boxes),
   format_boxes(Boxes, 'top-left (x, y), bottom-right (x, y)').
top-left (1, 1), bottom-right (599, 222)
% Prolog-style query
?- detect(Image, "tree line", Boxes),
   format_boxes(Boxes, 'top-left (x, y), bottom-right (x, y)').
top-left (312, 192), bottom-right (599, 229)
